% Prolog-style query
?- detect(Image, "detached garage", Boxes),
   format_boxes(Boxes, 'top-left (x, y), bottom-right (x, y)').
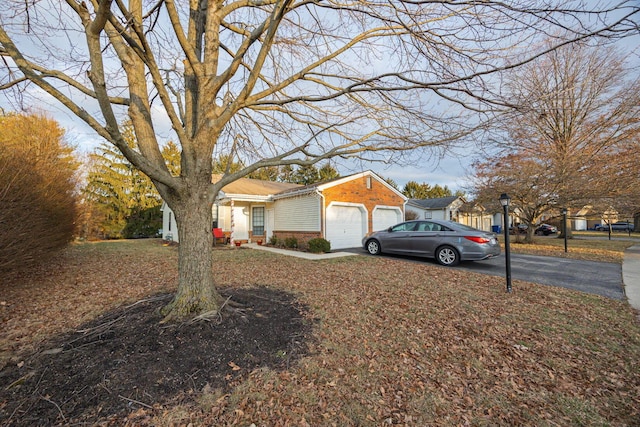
top-left (274, 171), bottom-right (407, 250)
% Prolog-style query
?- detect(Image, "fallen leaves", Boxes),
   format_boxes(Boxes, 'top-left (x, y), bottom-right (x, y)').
top-left (2, 240), bottom-right (640, 426)
top-left (0, 240), bottom-right (178, 369)
top-left (505, 236), bottom-right (634, 263)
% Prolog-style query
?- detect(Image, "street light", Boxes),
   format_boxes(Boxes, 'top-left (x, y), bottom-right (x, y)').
top-left (499, 193), bottom-right (512, 293)
top-left (562, 207), bottom-right (568, 253)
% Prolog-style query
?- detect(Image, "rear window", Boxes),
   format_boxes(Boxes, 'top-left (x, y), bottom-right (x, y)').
top-left (452, 223), bottom-right (481, 232)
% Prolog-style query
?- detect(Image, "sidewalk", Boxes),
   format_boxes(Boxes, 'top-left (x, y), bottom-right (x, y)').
top-left (623, 245), bottom-right (640, 316)
top-left (244, 243), bottom-right (359, 260)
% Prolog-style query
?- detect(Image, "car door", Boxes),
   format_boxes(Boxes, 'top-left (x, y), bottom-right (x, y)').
top-left (408, 221), bottom-right (444, 256)
top-left (380, 222), bottom-right (417, 253)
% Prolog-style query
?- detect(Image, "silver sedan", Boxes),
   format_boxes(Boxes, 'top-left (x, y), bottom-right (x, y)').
top-left (362, 220), bottom-right (501, 266)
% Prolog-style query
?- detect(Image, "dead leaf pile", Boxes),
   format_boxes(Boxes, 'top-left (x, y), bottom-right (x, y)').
top-left (1, 240), bottom-right (640, 426)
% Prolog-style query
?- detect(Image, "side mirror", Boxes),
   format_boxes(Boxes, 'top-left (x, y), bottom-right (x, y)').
top-left (387, 227), bottom-right (393, 232)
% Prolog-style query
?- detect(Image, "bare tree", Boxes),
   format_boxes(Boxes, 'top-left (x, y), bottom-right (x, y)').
top-left (471, 153), bottom-right (561, 243)
top-left (509, 41), bottom-right (639, 201)
top-left (473, 40), bottom-right (640, 241)
top-left (1, 1), bottom-right (638, 320)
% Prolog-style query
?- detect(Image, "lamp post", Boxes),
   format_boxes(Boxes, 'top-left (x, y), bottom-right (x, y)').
top-left (499, 193), bottom-right (512, 293)
top-left (562, 207), bottom-right (568, 253)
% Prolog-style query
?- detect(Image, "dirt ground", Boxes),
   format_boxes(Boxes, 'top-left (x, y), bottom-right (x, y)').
top-left (0, 286), bottom-right (312, 426)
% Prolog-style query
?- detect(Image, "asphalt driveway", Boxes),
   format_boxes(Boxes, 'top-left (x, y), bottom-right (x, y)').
top-left (349, 248), bottom-right (624, 300)
top-left (456, 253), bottom-right (624, 300)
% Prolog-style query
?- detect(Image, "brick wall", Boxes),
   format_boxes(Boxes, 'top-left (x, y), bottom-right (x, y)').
top-left (322, 175), bottom-right (405, 232)
top-left (272, 231), bottom-right (323, 249)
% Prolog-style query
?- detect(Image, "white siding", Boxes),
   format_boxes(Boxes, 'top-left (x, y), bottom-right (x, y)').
top-left (162, 205), bottom-right (179, 242)
top-left (431, 210), bottom-right (447, 220)
top-left (274, 194), bottom-right (321, 231)
top-left (406, 207), bottom-right (447, 221)
top-left (219, 206), bottom-right (230, 230)
top-left (162, 204), bottom-right (222, 243)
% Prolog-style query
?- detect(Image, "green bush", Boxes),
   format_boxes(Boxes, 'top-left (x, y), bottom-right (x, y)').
top-left (123, 205), bottom-right (162, 238)
top-left (269, 235), bottom-right (278, 246)
top-left (308, 238), bottom-right (331, 253)
top-left (284, 237), bottom-right (298, 249)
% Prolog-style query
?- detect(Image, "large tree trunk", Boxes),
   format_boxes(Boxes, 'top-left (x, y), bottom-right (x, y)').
top-left (160, 195), bottom-right (223, 322)
top-left (524, 227), bottom-right (535, 244)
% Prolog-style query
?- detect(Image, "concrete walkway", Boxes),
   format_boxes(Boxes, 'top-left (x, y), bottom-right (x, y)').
top-left (623, 245), bottom-right (640, 316)
top-left (244, 243), bottom-right (359, 260)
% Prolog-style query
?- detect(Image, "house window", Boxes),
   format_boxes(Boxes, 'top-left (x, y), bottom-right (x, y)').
top-left (424, 211), bottom-right (432, 219)
top-left (252, 207), bottom-right (265, 235)
top-left (168, 212), bottom-right (172, 231)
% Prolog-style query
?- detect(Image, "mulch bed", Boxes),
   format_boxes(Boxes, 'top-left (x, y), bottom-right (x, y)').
top-left (0, 287), bottom-right (312, 426)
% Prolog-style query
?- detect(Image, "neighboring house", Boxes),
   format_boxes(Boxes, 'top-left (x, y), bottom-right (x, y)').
top-left (572, 206), bottom-right (591, 231)
top-left (458, 202), bottom-right (493, 231)
top-left (591, 207), bottom-right (621, 230)
top-left (405, 196), bottom-right (465, 222)
top-left (492, 206), bottom-right (527, 232)
top-left (161, 170), bottom-right (406, 250)
top-left (406, 196), bottom-right (495, 231)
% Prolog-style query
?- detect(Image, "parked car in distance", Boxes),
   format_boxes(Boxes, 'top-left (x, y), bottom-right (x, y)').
top-left (509, 224), bottom-right (528, 235)
top-left (596, 221), bottom-right (634, 232)
top-left (362, 220), bottom-right (500, 267)
top-left (534, 224), bottom-right (558, 236)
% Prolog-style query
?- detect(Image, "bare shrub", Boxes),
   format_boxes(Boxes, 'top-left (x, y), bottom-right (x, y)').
top-left (0, 113), bottom-right (78, 273)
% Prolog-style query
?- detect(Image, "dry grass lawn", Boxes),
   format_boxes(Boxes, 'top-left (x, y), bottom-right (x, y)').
top-left (1, 239), bottom-right (640, 426)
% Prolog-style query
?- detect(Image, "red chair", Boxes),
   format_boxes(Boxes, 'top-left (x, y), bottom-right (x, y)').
top-left (212, 228), bottom-right (226, 246)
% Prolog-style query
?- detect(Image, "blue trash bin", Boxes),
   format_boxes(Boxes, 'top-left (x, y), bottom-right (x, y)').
top-left (492, 225), bottom-right (501, 233)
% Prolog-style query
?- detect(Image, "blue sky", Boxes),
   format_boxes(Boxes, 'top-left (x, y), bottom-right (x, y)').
top-left (2, 4), bottom-right (637, 195)
top-left (0, 85), bottom-right (475, 192)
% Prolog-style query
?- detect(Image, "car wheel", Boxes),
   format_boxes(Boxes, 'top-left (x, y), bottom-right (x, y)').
top-left (436, 245), bottom-right (459, 267)
top-left (366, 239), bottom-right (381, 255)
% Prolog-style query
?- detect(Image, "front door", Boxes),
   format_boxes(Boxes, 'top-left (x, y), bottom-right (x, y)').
top-left (231, 206), bottom-right (249, 241)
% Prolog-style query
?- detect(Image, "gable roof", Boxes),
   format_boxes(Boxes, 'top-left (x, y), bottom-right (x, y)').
top-left (407, 196), bottom-right (461, 210)
top-left (273, 170), bottom-right (407, 200)
top-left (213, 174), bottom-right (301, 197)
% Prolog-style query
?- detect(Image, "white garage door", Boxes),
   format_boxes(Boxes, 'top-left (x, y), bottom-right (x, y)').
top-left (372, 207), bottom-right (402, 232)
top-left (326, 204), bottom-right (366, 250)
